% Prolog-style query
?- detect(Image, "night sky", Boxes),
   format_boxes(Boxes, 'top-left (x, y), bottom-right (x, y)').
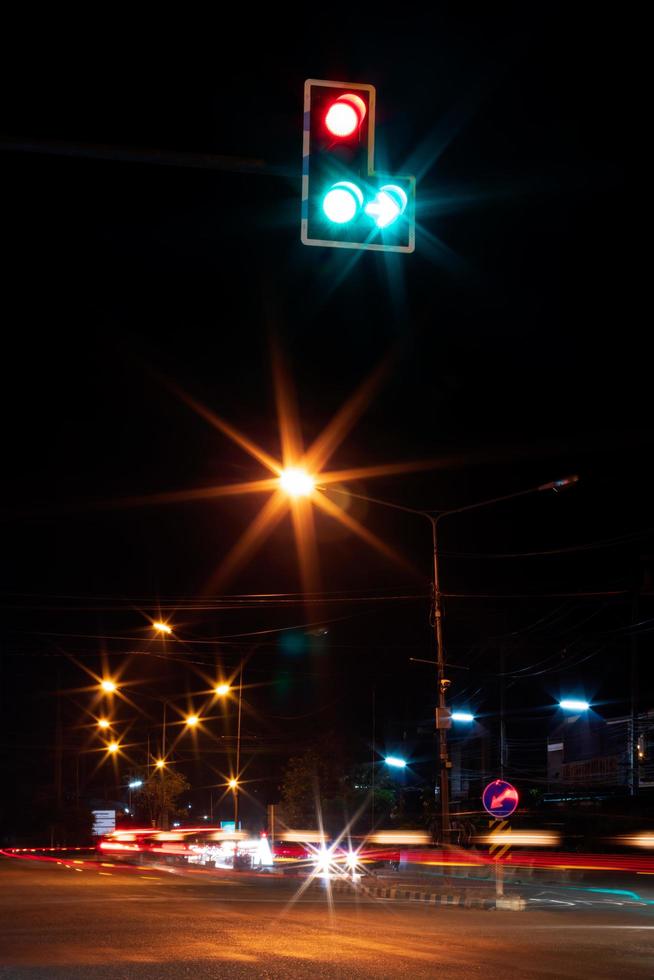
top-left (1, 10), bottom-right (647, 835)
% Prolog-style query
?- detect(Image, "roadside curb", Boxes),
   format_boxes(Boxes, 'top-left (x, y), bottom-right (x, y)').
top-left (311, 876), bottom-right (502, 909)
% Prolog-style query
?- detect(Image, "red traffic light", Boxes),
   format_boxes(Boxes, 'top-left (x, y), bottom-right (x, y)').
top-left (324, 93), bottom-right (367, 137)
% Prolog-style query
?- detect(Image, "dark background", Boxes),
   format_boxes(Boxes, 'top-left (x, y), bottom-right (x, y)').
top-left (0, 9), bottom-right (648, 837)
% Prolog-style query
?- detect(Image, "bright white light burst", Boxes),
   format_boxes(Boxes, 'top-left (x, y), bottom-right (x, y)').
top-left (279, 467), bottom-right (315, 498)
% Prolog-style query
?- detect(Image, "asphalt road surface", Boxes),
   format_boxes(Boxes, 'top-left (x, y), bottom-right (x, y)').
top-left (1, 856), bottom-right (653, 979)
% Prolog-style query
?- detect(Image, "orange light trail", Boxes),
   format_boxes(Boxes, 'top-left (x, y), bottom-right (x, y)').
top-left (314, 491), bottom-right (415, 575)
top-left (203, 490), bottom-right (289, 594)
top-left (100, 477), bottom-right (281, 510)
top-left (320, 459), bottom-right (453, 484)
top-left (289, 495), bottom-right (321, 597)
top-left (301, 357), bottom-right (389, 476)
top-left (164, 379), bottom-right (282, 476)
top-left (271, 342), bottom-right (305, 469)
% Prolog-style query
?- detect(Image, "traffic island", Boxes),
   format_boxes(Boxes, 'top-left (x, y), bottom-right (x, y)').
top-left (310, 876), bottom-right (525, 910)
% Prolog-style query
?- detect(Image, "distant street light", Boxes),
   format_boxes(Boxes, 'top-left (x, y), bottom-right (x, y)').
top-left (279, 467), bottom-right (315, 498)
top-left (155, 759), bottom-right (166, 769)
top-left (214, 683), bottom-right (230, 697)
top-left (100, 679), bottom-right (117, 694)
top-left (127, 779), bottom-right (143, 811)
top-left (385, 756), bottom-right (407, 769)
top-left (451, 712), bottom-right (475, 723)
top-left (97, 718), bottom-right (111, 730)
top-left (153, 621), bottom-right (172, 635)
top-left (228, 777), bottom-right (239, 790)
top-left (107, 741), bottom-right (119, 754)
top-left (559, 699), bottom-right (590, 712)
top-left (185, 714), bottom-right (199, 728)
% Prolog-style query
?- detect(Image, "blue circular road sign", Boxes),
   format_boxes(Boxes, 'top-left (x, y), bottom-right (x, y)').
top-left (482, 779), bottom-right (519, 818)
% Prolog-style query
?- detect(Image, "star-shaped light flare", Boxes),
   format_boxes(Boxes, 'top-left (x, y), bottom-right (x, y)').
top-left (117, 353), bottom-right (441, 594)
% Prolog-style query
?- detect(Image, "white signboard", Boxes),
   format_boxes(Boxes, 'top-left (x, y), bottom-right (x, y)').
top-left (92, 809), bottom-right (116, 836)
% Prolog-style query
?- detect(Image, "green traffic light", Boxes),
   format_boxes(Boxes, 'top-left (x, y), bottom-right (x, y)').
top-left (322, 181), bottom-right (363, 224)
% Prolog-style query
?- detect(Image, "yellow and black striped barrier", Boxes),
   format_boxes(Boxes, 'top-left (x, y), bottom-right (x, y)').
top-left (488, 819), bottom-right (511, 862)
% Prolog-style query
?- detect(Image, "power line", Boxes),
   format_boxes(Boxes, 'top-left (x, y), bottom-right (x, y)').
top-left (0, 137), bottom-right (293, 178)
top-left (443, 590), bottom-right (642, 598)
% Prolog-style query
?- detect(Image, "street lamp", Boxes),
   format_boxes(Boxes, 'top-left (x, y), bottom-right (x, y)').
top-left (325, 474), bottom-right (579, 842)
top-left (214, 683), bottom-right (230, 697)
top-left (100, 679), bottom-right (117, 694)
top-left (185, 714), bottom-right (199, 728)
top-left (385, 756), bottom-right (407, 769)
top-left (127, 779), bottom-right (143, 811)
top-left (155, 759), bottom-right (166, 770)
top-left (451, 712), bottom-right (475, 723)
top-left (97, 718), bottom-right (111, 730)
top-left (107, 741), bottom-right (119, 754)
top-left (152, 621), bottom-right (172, 635)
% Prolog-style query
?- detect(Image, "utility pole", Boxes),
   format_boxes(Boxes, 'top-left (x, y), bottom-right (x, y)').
top-left (629, 593), bottom-right (640, 796)
top-left (371, 687), bottom-right (376, 831)
top-left (499, 648), bottom-right (506, 780)
top-left (55, 679), bottom-right (63, 811)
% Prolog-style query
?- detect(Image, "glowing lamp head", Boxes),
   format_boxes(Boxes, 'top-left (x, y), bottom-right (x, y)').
top-left (155, 759), bottom-right (166, 769)
top-left (325, 93), bottom-right (366, 137)
top-left (107, 741), bottom-right (119, 754)
top-left (346, 849), bottom-right (359, 871)
top-left (385, 756), bottom-right (407, 769)
top-left (228, 778), bottom-right (239, 790)
top-left (452, 711), bottom-right (475, 723)
top-left (279, 467), bottom-right (315, 498)
top-left (560, 699), bottom-right (590, 712)
top-left (214, 683), bottom-right (230, 697)
top-left (185, 714), bottom-right (199, 728)
top-left (153, 621), bottom-right (172, 635)
top-left (100, 679), bottom-right (116, 694)
top-left (97, 718), bottom-right (110, 730)
top-left (315, 845), bottom-right (333, 874)
top-left (322, 181), bottom-right (363, 224)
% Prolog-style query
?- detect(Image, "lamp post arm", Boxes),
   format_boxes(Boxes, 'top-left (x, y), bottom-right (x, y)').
top-left (435, 479), bottom-right (574, 522)
top-left (325, 475), bottom-right (579, 527)
top-left (318, 484), bottom-right (437, 523)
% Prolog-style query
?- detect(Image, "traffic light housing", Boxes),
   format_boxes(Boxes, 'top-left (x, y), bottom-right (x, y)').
top-left (301, 79), bottom-right (415, 253)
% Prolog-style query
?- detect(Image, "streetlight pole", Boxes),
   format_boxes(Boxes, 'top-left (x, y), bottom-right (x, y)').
top-left (430, 512), bottom-right (450, 843)
top-left (161, 700), bottom-right (168, 829)
top-left (323, 474), bottom-right (578, 845)
top-left (233, 662), bottom-right (243, 830)
top-left (162, 700), bottom-right (167, 761)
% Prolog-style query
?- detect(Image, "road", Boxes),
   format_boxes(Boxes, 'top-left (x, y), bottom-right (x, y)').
top-left (1, 855), bottom-right (653, 978)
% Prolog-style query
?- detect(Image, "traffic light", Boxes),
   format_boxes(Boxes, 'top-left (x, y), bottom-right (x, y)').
top-left (301, 79), bottom-right (415, 253)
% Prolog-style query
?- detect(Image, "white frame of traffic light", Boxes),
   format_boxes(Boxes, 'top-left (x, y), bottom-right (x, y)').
top-left (301, 79), bottom-right (416, 254)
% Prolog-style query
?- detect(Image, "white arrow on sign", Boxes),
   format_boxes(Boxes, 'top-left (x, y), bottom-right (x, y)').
top-left (364, 184), bottom-right (408, 229)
